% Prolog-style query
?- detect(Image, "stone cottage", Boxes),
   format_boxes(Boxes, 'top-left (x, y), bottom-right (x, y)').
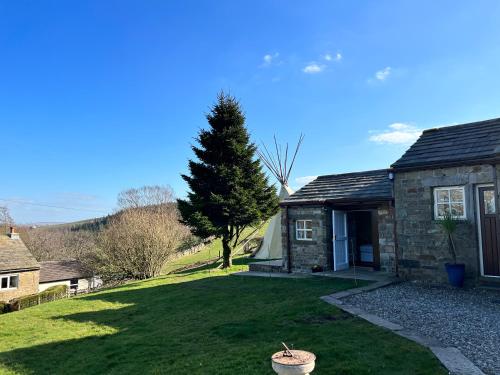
top-left (0, 227), bottom-right (40, 302)
top-left (272, 117), bottom-right (500, 283)
top-left (280, 169), bottom-right (397, 274)
top-left (39, 260), bottom-right (102, 294)
top-left (392, 118), bottom-right (500, 282)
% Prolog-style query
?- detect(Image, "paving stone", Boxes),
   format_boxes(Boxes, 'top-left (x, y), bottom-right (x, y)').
top-left (430, 347), bottom-right (485, 375)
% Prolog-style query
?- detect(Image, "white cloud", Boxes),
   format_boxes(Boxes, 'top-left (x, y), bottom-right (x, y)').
top-left (375, 66), bottom-right (392, 81)
top-left (302, 63), bottom-right (324, 74)
top-left (295, 176), bottom-right (318, 186)
top-left (261, 52), bottom-right (279, 67)
top-left (323, 52), bottom-right (342, 62)
top-left (369, 123), bottom-right (422, 144)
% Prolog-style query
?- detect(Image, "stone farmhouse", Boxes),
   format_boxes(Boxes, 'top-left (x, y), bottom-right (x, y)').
top-left (276, 117), bottom-right (500, 283)
top-left (0, 227), bottom-right (101, 303)
top-left (0, 228), bottom-right (40, 302)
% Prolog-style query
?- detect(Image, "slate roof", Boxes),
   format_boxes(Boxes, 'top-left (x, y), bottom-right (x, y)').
top-left (282, 169), bottom-right (393, 205)
top-left (392, 117), bottom-right (500, 170)
top-left (39, 260), bottom-right (90, 283)
top-left (0, 234), bottom-right (40, 273)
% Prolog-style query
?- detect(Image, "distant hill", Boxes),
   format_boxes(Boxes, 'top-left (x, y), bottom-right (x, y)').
top-left (39, 216), bottom-right (111, 232)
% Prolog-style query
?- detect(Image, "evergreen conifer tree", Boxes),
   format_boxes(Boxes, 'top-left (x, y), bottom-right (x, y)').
top-left (178, 92), bottom-right (279, 267)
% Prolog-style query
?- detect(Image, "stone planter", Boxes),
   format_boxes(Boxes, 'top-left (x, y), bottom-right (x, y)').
top-left (271, 350), bottom-right (316, 375)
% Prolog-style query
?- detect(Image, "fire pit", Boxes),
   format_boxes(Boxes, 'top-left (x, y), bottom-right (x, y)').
top-left (271, 343), bottom-right (316, 375)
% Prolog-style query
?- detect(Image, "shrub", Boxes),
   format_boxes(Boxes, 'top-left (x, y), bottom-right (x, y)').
top-left (0, 301), bottom-right (7, 314)
top-left (10, 284), bottom-right (69, 311)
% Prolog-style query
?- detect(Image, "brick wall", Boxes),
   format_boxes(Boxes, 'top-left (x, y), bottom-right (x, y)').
top-left (0, 270), bottom-right (40, 302)
top-left (394, 164), bottom-right (493, 281)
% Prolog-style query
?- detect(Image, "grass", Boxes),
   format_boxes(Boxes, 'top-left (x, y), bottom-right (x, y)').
top-left (0, 259), bottom-right (446, 374)
top-left (163, 222), bottom-right (269, 274)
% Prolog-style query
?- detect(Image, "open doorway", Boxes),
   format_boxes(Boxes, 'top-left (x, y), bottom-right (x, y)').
top-left (347, 211), bottom-right (380, 270)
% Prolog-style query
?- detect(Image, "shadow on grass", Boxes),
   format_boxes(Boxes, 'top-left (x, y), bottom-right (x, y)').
top-left (173, 255), bottom-right (271, 275)
top-left (0, 274), bottom-right (446, 375)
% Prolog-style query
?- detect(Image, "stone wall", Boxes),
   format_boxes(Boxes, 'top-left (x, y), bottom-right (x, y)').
top-left (0, 270), bottom-right (40, 302)
top-left (282, 205), bottom-right (332, 272)
top-left (378, 206), bottom-right (396, 273)
top-left (394, 164), bottom-right (494, 281)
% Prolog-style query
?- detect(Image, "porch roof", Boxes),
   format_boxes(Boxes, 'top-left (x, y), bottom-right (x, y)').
top-left (282, 169), bottom-right (393, 206)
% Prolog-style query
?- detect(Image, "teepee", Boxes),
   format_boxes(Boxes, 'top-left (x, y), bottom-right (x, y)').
top-left (254, 134), bottom-right (304, 259)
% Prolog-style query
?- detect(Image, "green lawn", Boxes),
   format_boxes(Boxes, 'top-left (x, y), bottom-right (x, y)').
top-left (163, 223), bottom-right (269, 274)
top-left (0, 259), bottom-right (446, 374)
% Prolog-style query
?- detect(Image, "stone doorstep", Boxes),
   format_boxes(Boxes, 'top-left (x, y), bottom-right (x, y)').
top-left (321, 289), bottom-right (486, 375)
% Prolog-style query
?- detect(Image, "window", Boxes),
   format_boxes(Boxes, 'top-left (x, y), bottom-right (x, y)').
top-left (296, 220), bottom-right (313, 240)
top-left (70, 278), bottom-right (79, 290)
top-left (0, 274), bottom-right (19, 290)
top-left (434, 186), bottom-right (466, 219)
top-left (483, 190), bottom-right (496, 214)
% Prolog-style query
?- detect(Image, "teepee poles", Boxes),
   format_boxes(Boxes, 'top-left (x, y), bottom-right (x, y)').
top-left (256, 134), bottom-right (304, 186)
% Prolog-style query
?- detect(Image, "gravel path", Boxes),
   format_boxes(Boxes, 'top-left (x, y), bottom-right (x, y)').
top-left (343, 282), bottom-right (500, 375)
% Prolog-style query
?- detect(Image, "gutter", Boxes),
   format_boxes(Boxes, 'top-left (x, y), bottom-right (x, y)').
top-left (280, 196), bottom-right (394, 207)
top-left (0, 266), bottom-right (40, 274)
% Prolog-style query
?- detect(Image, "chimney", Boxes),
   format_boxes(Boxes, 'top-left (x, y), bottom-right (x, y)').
top-left (8, 226), bottom-right (20, 240)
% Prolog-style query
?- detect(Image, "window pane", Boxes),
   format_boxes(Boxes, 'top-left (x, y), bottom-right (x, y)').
top-left (437, 190), bottom-right (450, 203)
top-left (451, 203), bottom-right (464, 217)
top-left (437, 203), bottom-right (449, 217)
top-left (9, 276), bottom-right (18, 288)
top-left (483, 190), bottom-right (496, 214)
top-left (296, 221), bottom-right (304, 229)
top-left (305, 230), bottom-right (313, 239)
top-left (305, 220), bottom-right (312, 230)
top-left (450, 188), bottom-right (464, 202)
top-left (296, 230), bottom-right (304, 239)
top-left (1, 277), bottom-right (7, 289)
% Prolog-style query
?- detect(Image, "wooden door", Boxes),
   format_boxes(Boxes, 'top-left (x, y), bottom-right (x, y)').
top-left (333, 210), bottom-right (349, 271)
top-left (478, 187), bottom-right (500, 276)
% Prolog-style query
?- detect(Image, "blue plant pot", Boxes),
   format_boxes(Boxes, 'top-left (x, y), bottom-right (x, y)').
top-left (445, 263), bottom-right (465, 287)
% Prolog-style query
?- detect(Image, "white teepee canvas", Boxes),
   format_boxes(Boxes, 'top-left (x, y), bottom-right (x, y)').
top-left (254, 184), bottom-right (293, 259)
top-left (254, 135), bottom-right (303, 259)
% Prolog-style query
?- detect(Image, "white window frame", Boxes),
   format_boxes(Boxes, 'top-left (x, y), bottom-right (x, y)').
top-left (296, 220), bottom-right (313, 241)
top-left (433, 186), bottom-right (467, 220)
top-left (0, 274), bottom-right (19, 290)
top-left (70, 278), bottom-right (79, 290)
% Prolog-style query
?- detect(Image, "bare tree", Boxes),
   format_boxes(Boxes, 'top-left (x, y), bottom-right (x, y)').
top-left (22, 185), bottom-right (191, 281)
top-left (0, 206), bottom-right (13, 234)
top-left (97, 185), bottom-right (190, 279)
top-left (117, 185), bottom-right (175, 210)
top-left (24, 226), bottom-right (97, 263)
top-left (97, 204), bottom-right (189, 279)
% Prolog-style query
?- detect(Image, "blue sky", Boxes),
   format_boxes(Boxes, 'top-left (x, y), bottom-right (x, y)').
top-left (2, 1), bottom-right (500, 223)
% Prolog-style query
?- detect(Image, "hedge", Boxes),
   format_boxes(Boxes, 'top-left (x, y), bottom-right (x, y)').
top-left (0, 301), bottom-right (7, 314)
top-left (10, 285), bottom-right (69, 311)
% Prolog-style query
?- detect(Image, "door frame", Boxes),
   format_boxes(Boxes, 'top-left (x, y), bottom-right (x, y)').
top-left (332, 210), bottom-right (349, 271)
top-left (346, 210), bottom-right (381, 270)
top-left (475, 184), bottom-right (500, 278)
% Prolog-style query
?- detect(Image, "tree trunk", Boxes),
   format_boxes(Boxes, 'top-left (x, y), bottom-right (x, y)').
top-left (222, 237), bottom-right (232, 268)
